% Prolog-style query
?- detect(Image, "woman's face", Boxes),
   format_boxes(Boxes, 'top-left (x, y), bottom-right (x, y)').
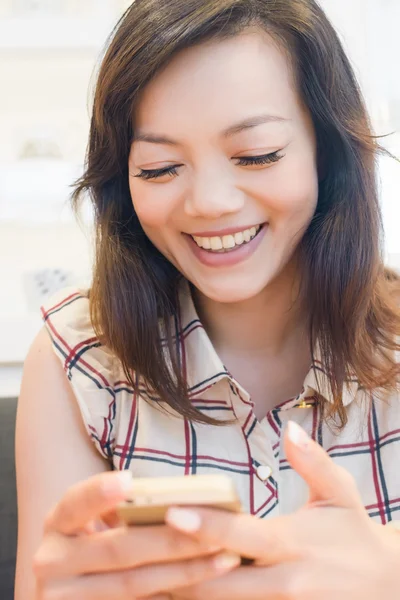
top-left (128, 30), bottom-right (318, 303)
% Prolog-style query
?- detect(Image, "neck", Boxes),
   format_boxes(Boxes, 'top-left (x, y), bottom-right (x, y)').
top-left (191, 261), bottom-right (310, 360)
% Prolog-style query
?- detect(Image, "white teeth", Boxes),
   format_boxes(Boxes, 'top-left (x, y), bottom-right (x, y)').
top-left (191, 225), bottom-right (261, 252)
top-left (243, 229), bottom-right (251, 243)
top-left (222, 235), bottom-right (235, 249)
top-left (210, 237), bottom-right (223, 250)
top-left (234, 232), bottom-right (244, 245)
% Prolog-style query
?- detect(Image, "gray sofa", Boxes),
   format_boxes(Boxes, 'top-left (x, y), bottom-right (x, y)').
top-left (0, 397), bottom-right (18, 599)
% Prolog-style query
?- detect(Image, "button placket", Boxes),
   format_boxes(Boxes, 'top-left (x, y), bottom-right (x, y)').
top-left (248, 424), bottom-right (280, 517)
top-left (228, 382), bottom-right (281, 514)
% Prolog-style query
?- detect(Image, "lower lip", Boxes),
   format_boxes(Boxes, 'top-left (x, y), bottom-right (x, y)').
top-left (184, 225), bottom-right (267, 268)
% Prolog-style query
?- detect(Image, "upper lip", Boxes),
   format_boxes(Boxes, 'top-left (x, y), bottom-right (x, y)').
top-left (187, 223), bottom-right (266, 237)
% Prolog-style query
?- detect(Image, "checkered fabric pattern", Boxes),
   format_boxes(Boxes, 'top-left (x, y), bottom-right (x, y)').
top-left (41, 284), bottom-right (400, 523)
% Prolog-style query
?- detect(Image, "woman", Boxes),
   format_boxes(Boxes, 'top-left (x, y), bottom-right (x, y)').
top-left (15, 0), bottom-right (400, 598)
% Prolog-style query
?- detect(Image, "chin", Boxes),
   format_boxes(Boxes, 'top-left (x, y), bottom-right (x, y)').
top-left (191, 275), bottom-right (272, 305)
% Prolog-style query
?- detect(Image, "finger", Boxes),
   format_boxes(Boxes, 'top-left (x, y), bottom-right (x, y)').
top-left (165, 507), bottom-right (300, 565)
top-left (140, 596), bottom-right (172, 600)
top-left (142, 596), bottom-right (172, 600)
top-left (284, 420), bottom-right (363, 508)
top-left (43, 551), bottom-right (240, 600)
top-left (102, 508), bottom-right (125, 528)
top-left (173, 564), bottom-right (300, 600)
top-left (34, 524), bottom-right (223, 579)
top-left (45, 471), bottom-right (133, 535)
top-left (83, 509), bottom-right (126, 534)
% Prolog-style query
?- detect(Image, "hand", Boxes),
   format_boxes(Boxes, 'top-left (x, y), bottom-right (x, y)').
top-left (33, 471), bottom-right (241, 600)
top-left (165, 421), bottom-right (400, 600)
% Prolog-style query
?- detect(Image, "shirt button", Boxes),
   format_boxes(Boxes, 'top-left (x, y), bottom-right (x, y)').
top-left (256, 465), bottom-right (272, 481)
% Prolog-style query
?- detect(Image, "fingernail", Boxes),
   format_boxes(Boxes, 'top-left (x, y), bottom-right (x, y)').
top-left (103, 470), bottom-right (133, 497)
top-left (165, 507), bottom-right (201, 533)
top-left (287, 420), bottom-right (311, 451)
top-left (213, 551), bottom-right (241, 572)
top-left (116, 470), bottom-right (133, 493)
top-left (88, 518), bottom-right (109, 533)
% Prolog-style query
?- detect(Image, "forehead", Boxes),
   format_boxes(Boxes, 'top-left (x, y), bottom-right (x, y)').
top-left (133, 30), bottom-right (303, 136)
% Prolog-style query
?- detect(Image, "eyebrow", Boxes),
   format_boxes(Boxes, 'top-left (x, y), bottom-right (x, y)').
top-left (132, 113), bottom-right (290, 146)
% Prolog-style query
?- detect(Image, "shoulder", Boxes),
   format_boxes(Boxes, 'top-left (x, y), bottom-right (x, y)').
top-left (39, 287), bottom-right (124, 459)
top-left (41, 287), bottom-right (94, 350)
top-left (40, 287), bottom-right (118, 381)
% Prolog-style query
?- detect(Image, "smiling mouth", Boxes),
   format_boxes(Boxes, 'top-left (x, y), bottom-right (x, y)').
top-left (189, 224), bottom-right (264, 253)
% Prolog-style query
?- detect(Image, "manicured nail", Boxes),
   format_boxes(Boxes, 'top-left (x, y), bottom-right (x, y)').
top-left (82, 520), bottom-right (107, 534)
top-left (165, 507), bottom-right (201, 533)
top-left (287, 421), bottom-right (311, 451)
top-left (213, 552), bottom-right (241, 572)
top-left (90, 518), bottom-right (109, 533)
top-left (117, 470), bottom-right (134, 492)
top-left (101, 470), bottom-right (133, 498)
top-left (102, 470), bottom-right (132, 497)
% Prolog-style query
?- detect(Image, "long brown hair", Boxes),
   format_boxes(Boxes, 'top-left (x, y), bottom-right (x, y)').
top-left (72, 0), bottom-right (400, 426)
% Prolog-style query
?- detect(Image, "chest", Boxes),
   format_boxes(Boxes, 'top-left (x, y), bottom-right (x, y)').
top-left (112, 387), bottom-right (400, 525)
top-left (225, 357), bottom-right (310, 421)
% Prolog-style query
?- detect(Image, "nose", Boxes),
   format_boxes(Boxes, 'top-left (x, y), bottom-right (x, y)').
top-left (184, 169), bottom-right (245, 218)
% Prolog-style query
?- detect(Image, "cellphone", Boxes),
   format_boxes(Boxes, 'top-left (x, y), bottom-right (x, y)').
top-left (116, 473), bottom-right (242, 526)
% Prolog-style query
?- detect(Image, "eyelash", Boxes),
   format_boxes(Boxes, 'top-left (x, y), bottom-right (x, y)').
top-left (134, 150), bottom-right (284, 181)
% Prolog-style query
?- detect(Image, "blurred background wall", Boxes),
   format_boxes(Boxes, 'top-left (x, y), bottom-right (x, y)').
top-left (0, 0), bottom-right (399, 396)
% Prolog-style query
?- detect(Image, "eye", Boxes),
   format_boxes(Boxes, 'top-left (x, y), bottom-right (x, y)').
top-left (133, 150), bottom-right (284, 181)
top-left (133, 165), bottom-right (182, 181)
top-left (234, 150), bottom-right (284, 167)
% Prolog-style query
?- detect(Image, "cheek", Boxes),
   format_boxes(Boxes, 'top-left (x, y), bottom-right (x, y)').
top-left (261, 153), bottom-right (318, 222)
top-left (130, 182), bottom-right (176, 230)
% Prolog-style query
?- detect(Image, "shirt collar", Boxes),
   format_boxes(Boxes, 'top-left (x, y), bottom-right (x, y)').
top-left (302, 356), bottom-right (359, 407)
top-left (177, 281), bottom-right (359, 408)
top-left (177, 282), bottom-right (231, 397)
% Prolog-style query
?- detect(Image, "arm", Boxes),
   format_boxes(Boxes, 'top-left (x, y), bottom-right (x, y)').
top-left (16, 330), bottom-right (237, 600)
top-left (15, 327), bottom-right (110, 600)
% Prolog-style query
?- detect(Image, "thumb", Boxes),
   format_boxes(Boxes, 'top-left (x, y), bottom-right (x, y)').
top-left (284, 420), bottom-right (363, 509)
